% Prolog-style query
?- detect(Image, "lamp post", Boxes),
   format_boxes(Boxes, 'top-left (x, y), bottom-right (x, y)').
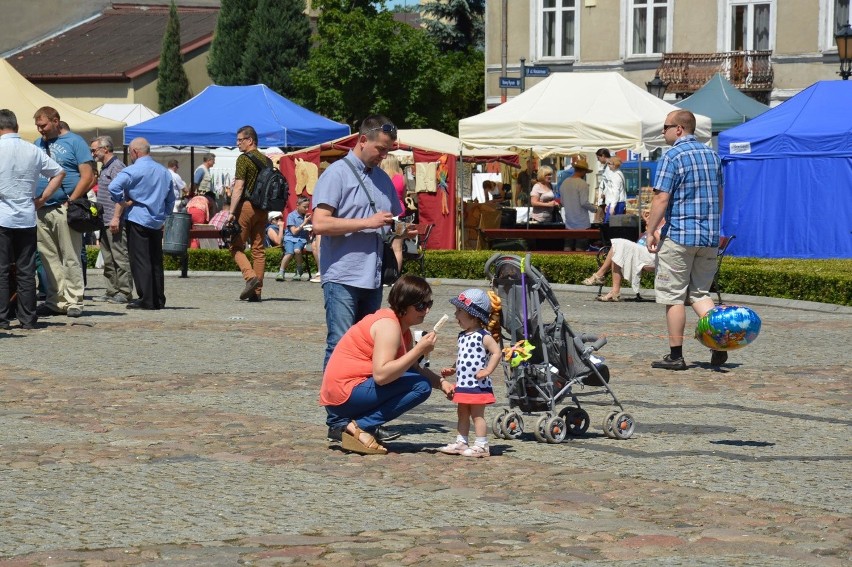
top-left (646, 72), bottom-right (668, 98)
top-left (836, 23), bottom-right (852, 80)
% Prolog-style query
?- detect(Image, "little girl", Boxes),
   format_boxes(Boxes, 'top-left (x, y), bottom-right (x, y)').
top-left (438, 288), bottom-right (502, 458)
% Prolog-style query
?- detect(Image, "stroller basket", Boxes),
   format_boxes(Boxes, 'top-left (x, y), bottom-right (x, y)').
top-left (485, 253), bottom-right (635, 443)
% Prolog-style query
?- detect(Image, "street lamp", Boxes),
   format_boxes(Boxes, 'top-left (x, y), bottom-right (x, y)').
top-left (646, 72), bottom-right (668, 98)
top-left (836, 23), bottom-right (852, 80)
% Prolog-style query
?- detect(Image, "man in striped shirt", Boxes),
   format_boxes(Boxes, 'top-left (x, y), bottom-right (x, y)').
top-left (645, 110), bottom-right (725, 371)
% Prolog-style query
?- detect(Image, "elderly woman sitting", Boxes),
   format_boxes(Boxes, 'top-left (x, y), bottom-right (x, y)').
top-left (582, 214), bottom-right (665, 302)
top-left (320, 275), bottom-right (454, 454)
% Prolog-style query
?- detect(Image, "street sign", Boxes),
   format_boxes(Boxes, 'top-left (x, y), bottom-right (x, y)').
top-left (499, 77), bottom-right (522, 89)
top-left (525, 66), bottom-right (551, 77)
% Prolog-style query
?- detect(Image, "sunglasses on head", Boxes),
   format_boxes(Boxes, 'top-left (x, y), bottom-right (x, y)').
top-left (366, 123), bottom-right (397, 135)
top-left (414, 300), bottom-right (433, 312)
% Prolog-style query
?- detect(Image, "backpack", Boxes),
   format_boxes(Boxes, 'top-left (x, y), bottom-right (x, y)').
top-left (243, 152), bottom-right (289, 212)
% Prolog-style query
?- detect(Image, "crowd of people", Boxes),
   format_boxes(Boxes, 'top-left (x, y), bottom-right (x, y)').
top-left (0, 108), bottom-right (726, 456)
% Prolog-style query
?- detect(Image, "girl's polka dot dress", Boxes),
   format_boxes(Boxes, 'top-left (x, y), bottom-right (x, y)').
top-left (451, 329), bottom-right (496, 405)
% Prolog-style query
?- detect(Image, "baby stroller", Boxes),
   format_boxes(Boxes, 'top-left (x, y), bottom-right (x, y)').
top-left (485, 253), bottom-right (635, 442)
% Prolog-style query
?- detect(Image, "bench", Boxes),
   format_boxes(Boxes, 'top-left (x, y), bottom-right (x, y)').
top-left (175, 226), bottom-right (316, 278)
top-left (480, 228), bottom-right (599, 251)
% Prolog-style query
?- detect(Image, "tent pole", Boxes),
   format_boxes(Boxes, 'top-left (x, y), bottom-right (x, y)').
top-left (458, 147), bottom-right (464, 250)
top-left (637, 153), bottom-right (644, 241)
top-left (189, 146), bottom-right (195, 193)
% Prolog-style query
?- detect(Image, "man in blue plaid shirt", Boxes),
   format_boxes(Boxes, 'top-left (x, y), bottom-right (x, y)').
top-left (645, 110), bottom-right (726, 371)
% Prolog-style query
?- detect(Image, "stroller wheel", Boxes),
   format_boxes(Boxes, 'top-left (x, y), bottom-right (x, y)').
top-left (560, 407), bottom-right (590, 436)
top-left (534, 415), bottom-right (550, 443)
top-left (491, 410), bottom-right (507, 439)
top-left (611, 412), bottom-right (635, 440)
top-left (501, 411), bottom-right (525, 439)
top-left (602, 411), bottom-right (619, 439)
top-left (544, 416), bottom-right (568, 444)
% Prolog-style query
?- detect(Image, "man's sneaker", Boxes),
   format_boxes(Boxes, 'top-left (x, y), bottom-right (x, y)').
top-left (107, 294), bottom-right (129, 304)
top-left (239, 277), bottom-right (260, 300)
top-left (92, 295), bottom-right (112, 302)
top-left (710, 350), bottom-right (728, 367)
top-left (374, 426), bottom-right (400, 442)
top-left (66, 306), bottom-right (83, 318)
top-left (327, 425), bottom-right (399, 443)
top-left (275, 272), bottom-right (285, 282)
top-left (437, 441), bottom-right (469, 455)
top-left (309, 274), bottom-right (321, 283)
top-left (651, 354), bottom-right (687, 371)
top-left (461, 444), bottom-right (490, 458)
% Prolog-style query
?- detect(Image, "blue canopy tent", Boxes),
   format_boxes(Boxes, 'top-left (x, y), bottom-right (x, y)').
top-left (718, 81), bottom-right (852, 259)
top-left (125, 84), bottom-right (349, 147)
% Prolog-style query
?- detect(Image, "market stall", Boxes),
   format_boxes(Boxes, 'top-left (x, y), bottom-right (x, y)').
top-left (280, 129), bottom-right (516, 250)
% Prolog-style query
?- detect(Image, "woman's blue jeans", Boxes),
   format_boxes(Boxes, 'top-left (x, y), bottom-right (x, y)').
top-left (325, 370), bottom-right (432, 433)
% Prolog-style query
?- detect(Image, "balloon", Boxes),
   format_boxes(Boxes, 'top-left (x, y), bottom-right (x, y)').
top-left (695, 305), bottom-right (762, 351)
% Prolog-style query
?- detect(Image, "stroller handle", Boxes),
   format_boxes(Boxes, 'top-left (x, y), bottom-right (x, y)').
top-left (574, 334), bottom-right (608, 356)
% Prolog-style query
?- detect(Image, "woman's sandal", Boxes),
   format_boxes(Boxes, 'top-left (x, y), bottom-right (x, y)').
top-left (582, 274), bottom-right (606, 286)
top-left (341, 422), bottom-right (388, 455)
top-left (596, 292), bottom-right (621, 302)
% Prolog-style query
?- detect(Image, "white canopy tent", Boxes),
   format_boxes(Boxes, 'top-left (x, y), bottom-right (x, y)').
top-left (459, 72), bottom-right (712, 156)
top-left (90, 103), bottom-right (159, 127)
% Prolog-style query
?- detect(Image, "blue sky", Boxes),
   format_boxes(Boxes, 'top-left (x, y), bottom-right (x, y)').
top-left (384, 0), bottom-right (416, 8)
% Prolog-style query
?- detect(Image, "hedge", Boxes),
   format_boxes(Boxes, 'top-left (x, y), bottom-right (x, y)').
top-left (85, 247), bottom-right (852, 307)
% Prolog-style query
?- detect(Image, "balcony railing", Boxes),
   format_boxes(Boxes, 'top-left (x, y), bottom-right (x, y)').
top-left (657, 51), bottom-right (773, 101)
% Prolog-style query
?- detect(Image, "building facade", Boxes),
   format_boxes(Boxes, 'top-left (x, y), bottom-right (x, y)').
top-left (485, 0), bottom-right (850, 107)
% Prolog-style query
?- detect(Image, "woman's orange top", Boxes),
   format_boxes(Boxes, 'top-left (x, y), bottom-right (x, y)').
top-left (319, 308), bottom-right (410, 406)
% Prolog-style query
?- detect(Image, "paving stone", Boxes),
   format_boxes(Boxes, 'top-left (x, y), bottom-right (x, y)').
top-left (0, 271), bottom-right (849, 565)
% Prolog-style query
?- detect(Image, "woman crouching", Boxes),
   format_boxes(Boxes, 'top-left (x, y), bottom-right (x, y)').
top-left (320, 275), bottom-right (455, 454)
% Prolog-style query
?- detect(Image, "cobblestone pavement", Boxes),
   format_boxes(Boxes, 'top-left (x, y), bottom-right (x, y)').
top-left (1, 270), bottom-right (849, 566)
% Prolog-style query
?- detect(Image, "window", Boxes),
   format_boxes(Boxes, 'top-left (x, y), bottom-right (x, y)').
top-left (540, 0), bottom-right (578, 58)
top-left (833, 0), bottom-right (851, 44)
top-left (729, 1), bottom-right (772, 51)
top-left (629, 0), bottom-right (670, 56)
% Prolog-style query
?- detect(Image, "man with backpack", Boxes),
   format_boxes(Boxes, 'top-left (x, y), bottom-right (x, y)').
top-left (227, 125), bottom-right (270, 302)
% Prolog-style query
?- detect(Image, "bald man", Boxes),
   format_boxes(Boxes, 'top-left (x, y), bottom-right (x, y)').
top-left (108, 137), bottom-right (175, 310)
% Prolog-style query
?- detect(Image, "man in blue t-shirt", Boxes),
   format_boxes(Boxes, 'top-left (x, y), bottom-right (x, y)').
top-left (33, 107), bottom-right (94, 318)
top-left (312, 115), bottom-right (404, 371)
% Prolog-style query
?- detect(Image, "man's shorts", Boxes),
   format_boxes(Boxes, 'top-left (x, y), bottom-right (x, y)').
top-left (654, 238), bottom-right (717, 305)
top-left (284, 238), bottom-right (307, 255)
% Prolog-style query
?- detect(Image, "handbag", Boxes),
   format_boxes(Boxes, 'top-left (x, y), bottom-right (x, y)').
top-left (66, 198), bottom-right (104, 232)
top-left (341, 158), bottom-right (400, 286)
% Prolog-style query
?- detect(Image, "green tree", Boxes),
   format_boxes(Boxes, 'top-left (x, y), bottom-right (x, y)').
top-left (293, 5), bottom-right (483, 134)
top-left (420, 0), bottom-right (485, 51)
top-left (293, 8), bottom-right (436, 129)
top-left (157, 1), bottom-right (191, 112)
top-left (207, 0), bottom-right (258, 85)
top-left (240, 0), bottom-right (311, 97)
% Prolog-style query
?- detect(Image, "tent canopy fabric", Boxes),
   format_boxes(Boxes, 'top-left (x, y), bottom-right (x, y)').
top-left (718, 81), bottom-right (852, 259)
top-left (0, 60), bottom-right (125, 143)
top-left (281, 129), bottom-right (516, 162)
top-left (675, 73), bottom-right (769, 132)
top-left (459, 72), bottom-right (711, 156)
top-left (90, 103), bottom-right (158, 127)
top-left (124, 84), bottom-right (349, 148)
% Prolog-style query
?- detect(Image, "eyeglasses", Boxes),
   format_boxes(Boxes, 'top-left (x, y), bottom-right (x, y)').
top-left (366, 124), bottom-right (397, 135)
top-left (236, 137), bottom-right (249, 143)
top-left (663, 124), bottom-right (679, 132)
top-left (413, 300), bottom-right (433, 312)
top-left (90, 147), bottom-right (104, 153)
